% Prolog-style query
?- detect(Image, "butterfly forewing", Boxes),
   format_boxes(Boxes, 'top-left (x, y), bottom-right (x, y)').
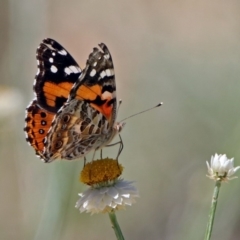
top-left (34, 38), bottom-right (82, 113)
top-left (70, 43), bottom-right (117, 125)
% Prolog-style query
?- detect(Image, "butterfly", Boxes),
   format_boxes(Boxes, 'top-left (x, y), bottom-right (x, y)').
top-left (24, 38), bottom-right (124, 163)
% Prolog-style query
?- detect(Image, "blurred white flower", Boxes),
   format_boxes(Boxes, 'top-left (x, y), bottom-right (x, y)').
top-left (206, 154), bottom-right (240, 181)
top-left (75, 178), bottom-right (139, 214)
top-left (0, 86), bottom-right (23, 119)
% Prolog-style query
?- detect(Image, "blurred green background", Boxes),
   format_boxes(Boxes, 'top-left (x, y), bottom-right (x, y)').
top-left (1, 0), bottom-right (240, 239)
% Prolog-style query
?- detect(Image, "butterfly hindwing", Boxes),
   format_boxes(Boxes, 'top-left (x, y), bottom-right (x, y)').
top-left (24, 100), bottom-right (55, 157)
top-left (34, 38), bottom-right (82, 113)
top-left (42, 99), bottom-right (109, 161)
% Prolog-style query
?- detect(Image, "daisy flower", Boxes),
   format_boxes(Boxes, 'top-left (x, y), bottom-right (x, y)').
top-left (206, 153), bottom-right (240, 181)
top-left (205, 153), bottom-right (240, 240)
top-left (75, 158), bottom-right (139, 214)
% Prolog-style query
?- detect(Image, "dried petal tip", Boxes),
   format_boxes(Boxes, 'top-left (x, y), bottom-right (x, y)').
top-left (206, 153), bottom-right (240, 181)
top-left (80, 158), bottom-right (123, 185)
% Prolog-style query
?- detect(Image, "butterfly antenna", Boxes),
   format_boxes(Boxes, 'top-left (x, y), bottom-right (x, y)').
top-left (119, 102), bottom-right (163, 123)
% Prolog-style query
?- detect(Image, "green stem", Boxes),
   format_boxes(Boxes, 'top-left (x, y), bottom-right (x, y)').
top-left (108, 210), bottom-right (125, 240)
top-left (204, 179), bottom-right (221, 240)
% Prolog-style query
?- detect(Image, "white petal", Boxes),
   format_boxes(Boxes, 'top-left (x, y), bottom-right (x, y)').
top-left (114, 196), bottom-right (123, 205)
top-left (228, 169), bottom-right (235, 177)
top-left (212, 157), bottom-right (220, 171)
top-left (234, 166), bottom-right (240, 172)
top-left (99, 187), bottom-right (108, 194)
top-left (76, 179), bottom-right (138, 214)
top-left (229, 159), bottom-right (235, 169)
top-left (206, 161), bottom-right (213, 175)
top-left (107, 186), bottom-right (119, 199)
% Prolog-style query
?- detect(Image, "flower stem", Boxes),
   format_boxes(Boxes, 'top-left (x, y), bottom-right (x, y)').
top-left (108, 210), bottom-right (125, 240)
top-left (204, 179), bottom-right (221, 240)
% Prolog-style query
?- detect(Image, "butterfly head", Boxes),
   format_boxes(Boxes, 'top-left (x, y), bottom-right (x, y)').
top-left (114, 122), bottom-right (126, 134)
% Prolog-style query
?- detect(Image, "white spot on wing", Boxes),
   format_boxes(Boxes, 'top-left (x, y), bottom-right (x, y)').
top-left (58, 49), bottom-right (67, 55)
top-left (106, 69), bottom-right (114, 77)
top-left (49, 58), bottom-right (53, 63)
top-left (105, 54), bottom-right (110, 59)
top-left (64, 66), bottom-right (81, 75)
top-left (64, 67), bottom-right (71, 75)
top-left (90, 69), bottom-right (96, 77)
top-left (51, 65), bottom-right (58, 73)
top-left (100, 71), bottom-right (106, 79)
top-left (52, 52), bottom-right (56, 56)
top-left (102, 91), bottom-right (115, 100)
top-left (69, 65), bottom-right (80, 73)
top-left (93, 61), bottom-right (97, 67)
top-left (36, 68), bottom-right (40, 75)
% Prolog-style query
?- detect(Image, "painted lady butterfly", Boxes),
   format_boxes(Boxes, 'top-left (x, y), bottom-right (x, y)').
top-left (24, 38), bottom-right (124, 163)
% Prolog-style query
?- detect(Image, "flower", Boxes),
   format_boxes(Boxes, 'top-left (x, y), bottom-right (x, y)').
top-left (206, 153), bottom-right (240, 181)
top-left (75, 158), bottom-right (139, 214)
top-left (80, 158), bottom-right (123, 185)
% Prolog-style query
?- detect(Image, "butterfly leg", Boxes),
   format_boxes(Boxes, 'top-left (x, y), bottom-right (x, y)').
top-left (84, 156), bottom-right (87, 166)
top-left (88, 150), bottom-right (97, 180)
top-left (100, 149), bottom-right (103, 159)
top-left (91, 149), bottom-right (96, 161)
top-left (116, 134), bottom-right (124, 161)
top-left (105, 134), bottom-right (124, 161)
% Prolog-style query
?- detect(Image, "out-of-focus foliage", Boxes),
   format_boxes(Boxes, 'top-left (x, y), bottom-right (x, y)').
top-left (1, 1), bottom-right (240, 239)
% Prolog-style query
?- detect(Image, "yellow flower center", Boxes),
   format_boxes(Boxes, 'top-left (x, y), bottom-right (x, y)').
top-left (80, 158), bottom-right (123, 185)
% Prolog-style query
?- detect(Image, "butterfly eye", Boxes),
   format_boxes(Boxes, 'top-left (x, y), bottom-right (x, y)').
top-left (55, 140), bottom-right (63, 149)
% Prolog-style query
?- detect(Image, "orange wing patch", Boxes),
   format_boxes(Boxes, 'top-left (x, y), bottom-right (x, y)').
top-left (90, 101), bottom-right (113, 121)
top-left (75, 84), bottom-right (102, 101)
top-left (75, 84), bottom-right (114, 121)
top-left (43, 82), bottom-right (73, 108)
top-left (24, 100), bottom-right (54, 154)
